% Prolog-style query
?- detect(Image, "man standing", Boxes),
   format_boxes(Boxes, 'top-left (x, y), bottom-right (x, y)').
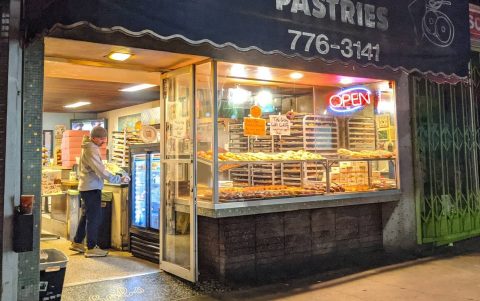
top-left (70, 126), bottom-right (129, 257)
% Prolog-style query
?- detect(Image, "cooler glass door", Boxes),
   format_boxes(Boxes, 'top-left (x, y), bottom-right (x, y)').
top-left (149, 153), bottom-right (161, 230)
top-left (132, 154), bottom-right (147, 228)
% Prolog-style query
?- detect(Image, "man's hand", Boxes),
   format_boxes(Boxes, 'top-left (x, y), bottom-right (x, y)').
top-left (121, 175), bottom-right (131, 184)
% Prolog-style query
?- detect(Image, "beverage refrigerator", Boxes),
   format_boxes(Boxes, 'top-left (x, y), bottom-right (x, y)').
top-left (129, 143), bottom-right (161, 263)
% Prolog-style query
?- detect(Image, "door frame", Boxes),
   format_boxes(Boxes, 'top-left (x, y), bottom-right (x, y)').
top-left (159, 65), bottom-right (198, 282)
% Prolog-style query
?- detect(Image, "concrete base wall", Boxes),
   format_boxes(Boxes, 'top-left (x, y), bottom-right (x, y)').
top-left (198, 204), bottom-right (383, 284)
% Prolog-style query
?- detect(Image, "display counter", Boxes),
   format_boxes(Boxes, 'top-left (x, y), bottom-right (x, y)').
top-left (160, 60), bottom-right (402, 219)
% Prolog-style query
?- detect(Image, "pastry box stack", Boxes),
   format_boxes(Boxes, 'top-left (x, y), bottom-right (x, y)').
top-left (61, 130), bottom-right (107, 168)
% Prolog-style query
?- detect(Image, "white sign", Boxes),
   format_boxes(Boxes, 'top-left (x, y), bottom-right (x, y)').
top-left (171, 119), bottom-right (187, 138)
top-left (269, 115), bottom-right (291, 136)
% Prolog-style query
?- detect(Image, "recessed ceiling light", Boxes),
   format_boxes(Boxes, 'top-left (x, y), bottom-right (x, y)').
top-left (230, 64), bottom-right (247, 78)
top-left (339, 77), bottom-right (354, 85)
top-left (107, 51), bottom-right (132, 61)
top-left (289, 72), bottom-right (304, 80)
top-left (64, 101), bottom-right (91, 108)
top-left (120, 84), bottom-right (157, 92)
top-left (256, 67), bottom-right (272, 81)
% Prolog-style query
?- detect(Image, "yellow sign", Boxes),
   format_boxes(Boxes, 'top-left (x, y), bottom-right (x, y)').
top-left (250, 105), bottom-right (262, 118)
top-left (244, 118), bottom-right (266, 136)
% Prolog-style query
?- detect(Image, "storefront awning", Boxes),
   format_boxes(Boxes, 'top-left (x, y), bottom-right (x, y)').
top-left (27, 0), bottom-right (470, 78)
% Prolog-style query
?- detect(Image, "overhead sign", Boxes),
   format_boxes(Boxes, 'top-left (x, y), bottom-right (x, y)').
top-left (28, 0), bottom-right (470, 76)
top-left (470, 4), bottom-right (480, 47)
top-left (328, 87), bottom-right (371, 114)
top-left (269, 115), bottom-right (291, 136)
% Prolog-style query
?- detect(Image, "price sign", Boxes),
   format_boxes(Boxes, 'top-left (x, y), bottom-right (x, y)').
top-left (171, 119), bottom-right (187, 138)
top-left (269, 115), bottom-right (290, 136)
top-left (244, 118), bottom-right (266, 136)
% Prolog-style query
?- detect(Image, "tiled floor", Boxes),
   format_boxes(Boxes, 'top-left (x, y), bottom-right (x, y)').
top-left (40, 237), bottom-right (159, 286)
top-left (61, 272), bottom-right (202, 301)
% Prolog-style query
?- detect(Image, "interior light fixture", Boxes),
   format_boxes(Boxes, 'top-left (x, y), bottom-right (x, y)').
top-left (107, 51), bottom-right (132, 61)
top-left (120, 84), bottom-right (157, 92)
top-left (230, 64), bottom-right (247, 78)
top-left (256, 67), bottom-right (272, 81)
top-left (228, 87), bottom-right (251, 104)
top-left (379, 81), bottom-right (393, 92)
top-left (256, 90), bottom-right (273, 107)
top-left (64, 101), bottom-right (91, 108)
top-left (339, 77), bottom-right (354, 85)
top-left (289, 72), bottom-right (304, 80)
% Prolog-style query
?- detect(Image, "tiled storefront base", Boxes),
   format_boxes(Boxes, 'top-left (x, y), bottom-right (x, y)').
top-left (198, 204), bottom-right (383, 284)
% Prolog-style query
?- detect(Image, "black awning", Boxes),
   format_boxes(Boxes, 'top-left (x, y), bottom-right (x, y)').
top-left (26, 0), bottom-right (470, 78)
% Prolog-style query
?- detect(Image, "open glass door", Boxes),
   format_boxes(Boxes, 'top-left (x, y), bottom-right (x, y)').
top-left (160, 66), bottom-right (197, 282)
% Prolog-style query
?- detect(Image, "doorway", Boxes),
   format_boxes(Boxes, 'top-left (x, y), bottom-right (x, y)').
top-left (38, 37), bottom-right (204, 285)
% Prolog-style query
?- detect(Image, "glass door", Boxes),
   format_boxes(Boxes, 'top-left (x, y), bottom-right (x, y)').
top-left (160, 65), bottom-right (197, 282)
top-left (132, 154), bottom-right (148, 228)
top-left (149, 153), bottom-right (161, 230)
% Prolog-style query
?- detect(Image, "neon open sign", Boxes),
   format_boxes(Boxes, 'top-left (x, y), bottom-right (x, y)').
top-left (328, 87), bottom-right (372, 114)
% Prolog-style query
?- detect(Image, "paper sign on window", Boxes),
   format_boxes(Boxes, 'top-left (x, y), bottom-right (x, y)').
top-left (244, 118), bottom-right (266, 136)
top-left (171, 119), bottom-right (187, 138)
top-left (269, 115), bottom-right (290, 136)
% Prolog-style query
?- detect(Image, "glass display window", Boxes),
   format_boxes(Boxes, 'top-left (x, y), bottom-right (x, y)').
top-left (195, 61), bottom-right (398, 203)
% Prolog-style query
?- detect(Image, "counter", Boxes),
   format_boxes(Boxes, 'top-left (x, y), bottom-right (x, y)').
top-left (42, 180), bottom-right (130, 250)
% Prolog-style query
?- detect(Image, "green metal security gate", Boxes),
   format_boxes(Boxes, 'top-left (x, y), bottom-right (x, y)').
top-left (412, 67), bottom-right (480, 246)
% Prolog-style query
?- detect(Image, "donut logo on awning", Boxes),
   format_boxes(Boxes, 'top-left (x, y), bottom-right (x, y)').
top-left (328, 87), bottom-right (372, 114)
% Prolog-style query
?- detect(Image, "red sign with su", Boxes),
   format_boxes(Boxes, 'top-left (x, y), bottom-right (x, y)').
top-left (470, 4), bottom-right (480, 44)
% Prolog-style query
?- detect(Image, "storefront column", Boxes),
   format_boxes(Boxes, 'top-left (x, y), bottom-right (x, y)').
top-left (1, 0), bottom-right (22, 300)
top-left (381, 73), bottom-right (417, 251)
top-left (16, 37), bottom-right (44, 300)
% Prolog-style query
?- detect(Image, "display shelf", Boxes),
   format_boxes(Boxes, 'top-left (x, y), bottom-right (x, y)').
top-left (111, 130), bottom-right (143, 166)
top-left (346, 117), bottom-right (376, 151)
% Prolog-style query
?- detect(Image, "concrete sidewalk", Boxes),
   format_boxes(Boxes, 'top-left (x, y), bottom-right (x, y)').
top-left (62, 250), bottom-right (480, 300)
top-left (203, 252), bottom-right (480, 301)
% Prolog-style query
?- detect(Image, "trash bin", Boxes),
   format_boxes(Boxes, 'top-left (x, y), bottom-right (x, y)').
top-left (39, 249), bottom-right (68, 301)
top-left (97, 192), bottom-right (112, 249)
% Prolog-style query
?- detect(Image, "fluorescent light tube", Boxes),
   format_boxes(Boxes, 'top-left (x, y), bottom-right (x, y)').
top-left (64, 101), bottom-right (91, 108)
top-left (120, 84), bottom-right (157, 92)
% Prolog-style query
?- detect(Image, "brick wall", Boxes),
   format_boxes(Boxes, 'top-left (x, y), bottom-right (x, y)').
top-left (18, 38), bottom-right (44, 301)
top-left (198, 204), bottom-right (383, 284)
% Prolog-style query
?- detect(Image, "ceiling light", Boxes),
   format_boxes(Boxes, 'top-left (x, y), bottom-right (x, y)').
top-left (64, 101), bottom-right (91, 108)
top-left (107, 52), bottom-right (132, 61)
top-left (256, 67), bottom-right (272, 81)
top-left (289, 72), bottom-right (304, 80)
top-left (230, 64), bottom-right (247, 78)
top-left (339, 77), bottom-right (354, 85)
top-left (120, 84), bottom-right (157, 92)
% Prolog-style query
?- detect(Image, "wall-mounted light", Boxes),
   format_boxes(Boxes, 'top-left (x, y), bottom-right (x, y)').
top-left (107, 51), bottom-right (132, 61)
top-left (120, 84), bottom-right (157, 92)
top-left (64, 101), bottom-right (91, 108)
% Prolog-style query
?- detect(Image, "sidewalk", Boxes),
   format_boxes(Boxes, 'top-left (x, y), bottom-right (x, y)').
top-left (62, 246), bottom-right (480, 301)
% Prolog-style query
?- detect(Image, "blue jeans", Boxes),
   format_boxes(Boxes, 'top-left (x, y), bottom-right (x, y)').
top-left (74, 190), bottom-right (102, 249)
